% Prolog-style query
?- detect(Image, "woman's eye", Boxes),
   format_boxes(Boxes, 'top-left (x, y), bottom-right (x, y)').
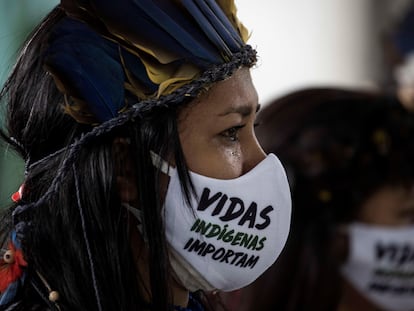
top-left (221, 125), bottom-right (244, 142)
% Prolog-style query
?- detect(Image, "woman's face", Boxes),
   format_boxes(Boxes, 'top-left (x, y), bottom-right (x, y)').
top-left (357, 185), bottom-right (414, 226)
top-left (178, 68), bottom-right (265, 179)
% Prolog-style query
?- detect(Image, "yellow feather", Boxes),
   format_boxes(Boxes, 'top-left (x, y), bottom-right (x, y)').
top-left (216, 0), bottom-right (250, 42)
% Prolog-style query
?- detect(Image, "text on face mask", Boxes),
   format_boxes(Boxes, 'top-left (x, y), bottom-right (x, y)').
top-left (197, 187), bottom-right (274, 230)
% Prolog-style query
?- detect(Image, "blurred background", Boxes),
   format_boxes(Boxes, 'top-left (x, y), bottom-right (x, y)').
top-left (1, 0), bottom-right (414, 207)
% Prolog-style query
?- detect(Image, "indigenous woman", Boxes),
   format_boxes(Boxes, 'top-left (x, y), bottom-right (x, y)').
top-left (0, 1), bottom-right (291, 310)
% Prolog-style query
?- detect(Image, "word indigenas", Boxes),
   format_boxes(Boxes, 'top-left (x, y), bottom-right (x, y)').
top-left (190, 219), bottom-right (267, 251)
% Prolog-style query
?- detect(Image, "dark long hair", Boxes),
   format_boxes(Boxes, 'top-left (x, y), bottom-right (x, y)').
top-left (242, 88), bottom-right (414, 311)
top-left (0, 7), bottom-right (194, 311)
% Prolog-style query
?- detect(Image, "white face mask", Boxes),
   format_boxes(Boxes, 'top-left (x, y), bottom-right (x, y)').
top-left (153, 153), bottom-right (292, 292)
top-left (341, 222), bottom-right (414, 311)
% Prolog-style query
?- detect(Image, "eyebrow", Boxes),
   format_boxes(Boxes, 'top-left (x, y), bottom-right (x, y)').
top-left (219, 103), bottom-right (261, 117)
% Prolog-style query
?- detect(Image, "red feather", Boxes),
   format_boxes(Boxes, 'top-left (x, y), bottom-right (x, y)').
top-left (11, 184), bottom-right (24, 203)
top-left (0, 242), bottom-right (27, 293)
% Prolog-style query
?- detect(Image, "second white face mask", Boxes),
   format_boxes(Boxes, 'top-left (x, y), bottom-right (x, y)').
top-left (341, 222), bottom-right (414, 311)
top-left (157, 153), bottom-right (292, 292)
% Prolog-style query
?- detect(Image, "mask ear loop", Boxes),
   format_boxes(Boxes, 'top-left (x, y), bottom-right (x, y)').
top-left (150, 151), bottom-right (174, 176)
top-left (72, 163), bottom-right (103, 311)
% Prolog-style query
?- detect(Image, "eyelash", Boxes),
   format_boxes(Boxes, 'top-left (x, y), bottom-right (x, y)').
top-left (221, 121), bottom-right (261, 142)
top-left (222, 125), bottom-right (245, 142)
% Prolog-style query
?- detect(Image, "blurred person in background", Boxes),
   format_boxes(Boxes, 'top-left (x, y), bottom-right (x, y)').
top-left (227, 88), bottom-right (414, 311)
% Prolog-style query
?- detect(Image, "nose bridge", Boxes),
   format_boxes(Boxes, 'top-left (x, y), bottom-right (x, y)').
top-left (242, 134), bottom-right (266, 174)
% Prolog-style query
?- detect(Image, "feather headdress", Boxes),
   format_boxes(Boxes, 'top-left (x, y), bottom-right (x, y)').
top-left (44, 0), bottom-right (253, 123)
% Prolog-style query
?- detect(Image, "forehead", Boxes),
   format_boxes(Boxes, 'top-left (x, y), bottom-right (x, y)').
top-left (181, 67), bottom-right (258, 119)
top-left (358, 185), bottom-right (414, 226)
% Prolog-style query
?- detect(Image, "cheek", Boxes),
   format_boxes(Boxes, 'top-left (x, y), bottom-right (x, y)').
top-left (177, 105), bottom-right (246, 179)
top-left (208, 146), bottom-right (243, 179)
top-left (184, 140), bottom-right (243, 179)
top-left (178, 114), bottom-right (243, 178)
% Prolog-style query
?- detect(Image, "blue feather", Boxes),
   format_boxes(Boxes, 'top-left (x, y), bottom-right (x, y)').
top-left (45, 18), bottom-right (126, 122)
top-left (52, 1), bottom-right (249, 123)
top-left (0, 280), bottom-right (19, 306)
top-left (181, 0), bottom-right (231, 57)
top-left (88, 0), bottom-right (222, 66)
top-left (198, 0), bottom-right (244, 50)
top-left (131, 0), bottom-right (223, 64)
top-left (65, 0), bottom-right (245, 66)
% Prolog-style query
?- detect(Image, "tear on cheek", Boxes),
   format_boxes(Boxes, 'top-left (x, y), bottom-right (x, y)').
top-left (221, 154), bottom-right (243, 179)
top-left (230, 150), bottom-right (240, 157)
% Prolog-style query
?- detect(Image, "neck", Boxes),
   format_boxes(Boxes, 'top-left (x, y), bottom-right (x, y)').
top-left (130, 220), bottom-right (189, 308)
top-left (337, 279), bottom-right (383, 311)
top-left (171, 279), bottom-right (189, 307)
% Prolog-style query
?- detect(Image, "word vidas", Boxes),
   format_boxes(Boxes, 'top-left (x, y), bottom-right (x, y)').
top-left (196, 187), bottom-right (274, 230)
top-left (368, 242), bottom-right (414, 294)
top-left (376, 242), bottom-right (414, 265)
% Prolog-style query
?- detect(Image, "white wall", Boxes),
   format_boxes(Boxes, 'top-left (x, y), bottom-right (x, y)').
top-left (236, 0), bottom-right (383, 105)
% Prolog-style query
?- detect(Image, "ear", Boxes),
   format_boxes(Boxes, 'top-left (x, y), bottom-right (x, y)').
top-left (113, 138), bottom-right (138, 203)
